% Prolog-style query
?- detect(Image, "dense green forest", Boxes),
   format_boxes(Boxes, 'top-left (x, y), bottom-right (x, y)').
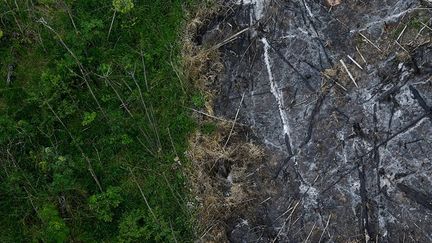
top-left (0, 0), bottom-right (198, 241)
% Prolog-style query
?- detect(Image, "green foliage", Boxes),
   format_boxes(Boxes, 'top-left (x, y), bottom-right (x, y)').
top-left (82, 112), bottom-right (97, 126)
top-left (50, 155), bottom-right (76, 193)
top-left (0, 0), bottom-right (197, 242)
top-left (118, 209), bottom-right (150, 242)
top-left (89, 187), bottom-right (123, 222)
top-left (118, 209), bottom-right (174, 243)
top-left (113, 0), bottom-right (134, 13)
top-left (0, 29), bottom-right (3, 40)
top-left (38, 204), bottom-right (70, 243)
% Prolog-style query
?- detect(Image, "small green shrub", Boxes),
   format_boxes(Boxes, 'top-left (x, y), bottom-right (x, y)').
top-left (89, 187), bottom-right (123, 222)
top-left (38, 204), bottom-right (70, 243)
top-left (192, 93), bottom-right (205, 108)
top-left (113, 0), bottom-right (134, 13)
top-left (82, 112), bottom-right (97, 126)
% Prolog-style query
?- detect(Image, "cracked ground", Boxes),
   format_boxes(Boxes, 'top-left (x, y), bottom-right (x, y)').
top-left (200, 0), bottom-right (432, 242)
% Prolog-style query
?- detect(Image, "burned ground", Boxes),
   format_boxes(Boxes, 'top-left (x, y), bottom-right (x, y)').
top-left (196, 0), bottom-right (432, 242)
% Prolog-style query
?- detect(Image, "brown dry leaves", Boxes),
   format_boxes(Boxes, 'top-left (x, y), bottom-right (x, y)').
top-left (326, 0), bottom-right (342, 7)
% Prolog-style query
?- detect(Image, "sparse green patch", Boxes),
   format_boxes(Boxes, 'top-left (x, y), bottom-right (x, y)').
top-left (192, 93), bottom-right (206, 108)
top-left (407, 15), bottom-right (430, 30)
top-left (201, 122), bottom-right (217, 135)
top-left (391, 14), bottom-right (430, 38)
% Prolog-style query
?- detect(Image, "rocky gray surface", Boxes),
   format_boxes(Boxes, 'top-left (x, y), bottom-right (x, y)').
top-left (203, 0), bottom-right (432, 242)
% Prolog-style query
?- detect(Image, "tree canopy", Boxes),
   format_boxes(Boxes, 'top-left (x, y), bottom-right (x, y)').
top-left (0, 0), bottom-right (196, 241)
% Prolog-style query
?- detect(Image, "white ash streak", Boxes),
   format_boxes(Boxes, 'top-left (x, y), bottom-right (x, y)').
top-left (350, 8), bottom-right (417, 33)
top-left (237, 0), bottom-right (266, 20)
top-left (261, 37), bottom-right (294, 151)
top-left (302, 0), bottom-right (314, 18)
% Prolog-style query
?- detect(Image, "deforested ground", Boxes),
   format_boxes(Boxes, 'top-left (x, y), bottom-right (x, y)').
top-left (191, 0), bottom-right (432, 242)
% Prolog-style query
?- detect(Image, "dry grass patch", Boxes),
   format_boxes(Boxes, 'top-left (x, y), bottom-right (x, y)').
top-left (187, 123), bottom-right (268, 242)
top-left (182, 1), bottom-right (224, 103)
